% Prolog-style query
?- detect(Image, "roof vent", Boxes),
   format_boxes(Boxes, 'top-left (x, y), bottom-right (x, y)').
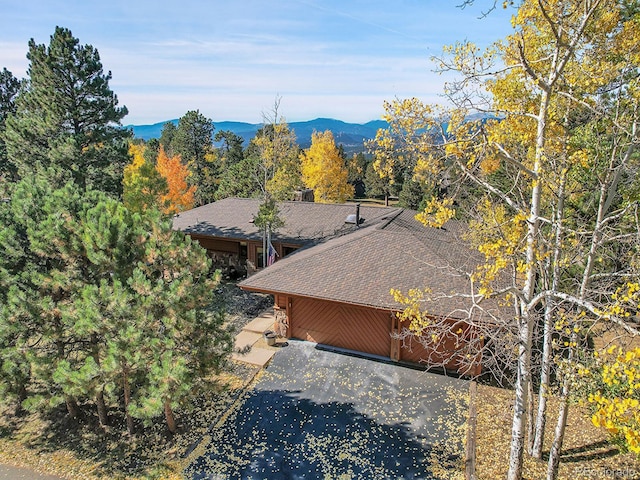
top-left (345, 204), bottom-right (364, 226)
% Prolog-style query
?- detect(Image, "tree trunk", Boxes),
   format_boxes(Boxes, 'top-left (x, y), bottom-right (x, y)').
top-left (507, 78), bottom-right (550, 480)
top-left (507, 312), bottom-right (534, 480)
top-left (123, 368), bottom-right (134, 435)
top-left (527, 375), bottom-right (535, 455)
top-left (15, 382), bottom-right (28, 415)
top-left (164, 399), bottom-right (177, 434)
top-left (546, 378), bottom-right (570, 480)
top-left (65, 395), bottom-right (80, 419)
top-left (532, 304), bottom-right (552, 458)
top-left (533, 169), bottom-right (565, 458)
top-left (96, 389), bottom-right (108, 427)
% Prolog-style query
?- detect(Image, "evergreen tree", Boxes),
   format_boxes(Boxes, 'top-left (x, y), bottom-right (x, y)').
top-left (172, 110), bottom-right (217, 206)
top-left (4, 27), bottom-right (130, 196)
top-left (215, 156), bottom-right (262, 200)
top-left (0, 175), bottom-right (103, 416)
top-left (398, 176), bottom-right (430, 210)
top-left (159, 121), bottom-right (177, 156)
top-left (347, 152), bottom-right (367, 198)
top-left (0, 68), bottom-right (21, 183)
top-left (0, 176), bottom-right (232, 433)
top-left (214, 130), bottom-right (245, 167)
top-left (144, 138), bottom-right (160, 164)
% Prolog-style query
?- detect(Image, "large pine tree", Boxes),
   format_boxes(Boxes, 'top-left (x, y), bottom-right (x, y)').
top-left (4, 27), bottom-right (130, 196)
top-left (0, 177), bottom-right (232, 433)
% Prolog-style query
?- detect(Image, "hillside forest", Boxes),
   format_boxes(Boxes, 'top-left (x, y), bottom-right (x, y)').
top-left (120, 107), bottom-right (432, 212)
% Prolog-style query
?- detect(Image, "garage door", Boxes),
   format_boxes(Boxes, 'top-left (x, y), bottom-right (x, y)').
top-left (290, 297), bottom-right (391, 358)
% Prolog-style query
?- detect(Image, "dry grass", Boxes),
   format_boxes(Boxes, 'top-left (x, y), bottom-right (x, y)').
top-left (475, 384), bottom-right (639, 480)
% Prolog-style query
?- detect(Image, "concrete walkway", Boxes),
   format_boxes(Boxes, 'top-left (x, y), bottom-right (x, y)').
top-left (231, 308), bottom-right (281, 367)
top-left (0, 464), bottom-right (64, 479)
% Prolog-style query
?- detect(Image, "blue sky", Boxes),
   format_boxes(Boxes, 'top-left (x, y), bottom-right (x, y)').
top-left (0, 0), bottom-right (514, 125)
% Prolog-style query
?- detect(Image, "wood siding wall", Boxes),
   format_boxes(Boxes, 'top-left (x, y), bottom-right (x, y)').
top-left (191, 236), bottom-right (240, 253)
top-left (398, 319), bottom-right (482, 376)
top-left (277, 294), bottom-right (481, 376)
top-left (290, 297), bottom-right (391, 358)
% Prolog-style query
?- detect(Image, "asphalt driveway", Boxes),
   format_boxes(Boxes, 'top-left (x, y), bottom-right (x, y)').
top-left (185, 341), bottom-right (469, 479)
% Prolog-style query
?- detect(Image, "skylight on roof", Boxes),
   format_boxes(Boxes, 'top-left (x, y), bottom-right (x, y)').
top-left (345, 214), bottom-right (364, 225)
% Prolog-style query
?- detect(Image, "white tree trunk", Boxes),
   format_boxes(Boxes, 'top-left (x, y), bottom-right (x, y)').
top-left (507, 309), bottom-right (534, 480)
top-left (527, 376), bottom-right (535, 455)
top-left (507, 83), bottom-right (550, 480)
top-left (532, 302), bottom-right (552, 457)
top-left (547, 393), bottom-right (569, 480)
top-left (533, 172), bottom-right (566, 458)
top-left (547, 340), bottom-right (573, 480)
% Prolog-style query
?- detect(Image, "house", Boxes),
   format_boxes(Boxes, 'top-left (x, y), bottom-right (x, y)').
top-left (239, 207), bottom-right (502, 375)
top-left (175, 198), bottom-right (500, 375)
top-left (172, 197), bottom-right (400, 275)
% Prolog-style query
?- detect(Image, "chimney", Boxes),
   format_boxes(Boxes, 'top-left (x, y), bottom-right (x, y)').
top-left (356, 203), bottom-right (361, 228)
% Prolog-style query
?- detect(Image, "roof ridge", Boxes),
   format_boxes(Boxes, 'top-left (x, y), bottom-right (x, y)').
top-left (278, 199), bottom-right (397, 209)
top-left (377, 208), bottom-right (405, 230)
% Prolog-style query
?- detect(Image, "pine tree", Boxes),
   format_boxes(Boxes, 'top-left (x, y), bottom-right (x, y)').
top-left (4, 27), bottom-right (130, 196)
top-left (0, 177), bottom-right (232, 433)
top-left (0, 68), bottom-right (21, 183)
top-left (215, 130), bottom-right (245, 168)
top-left (170, 110), bottom-right (218, 206)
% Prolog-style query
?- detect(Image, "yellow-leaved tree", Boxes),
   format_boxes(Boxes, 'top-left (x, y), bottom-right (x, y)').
top-left (244, 98), bottom-right (300, 268)
top-left (300, 130), bottom-right (354, 203)
top-left (586, 345), bottom-right (640, 455)
top-left (371, 1), bottom-right (640, 479)
top-left (122, 142), bottom-right (167, 213)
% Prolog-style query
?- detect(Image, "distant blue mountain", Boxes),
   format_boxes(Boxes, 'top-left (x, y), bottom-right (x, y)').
top-left (125, 117), bottom-right (389, 153)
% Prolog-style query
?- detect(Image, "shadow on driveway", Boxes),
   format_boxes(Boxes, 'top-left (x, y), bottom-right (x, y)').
top-left (185, 341), bottom-right (469, 479)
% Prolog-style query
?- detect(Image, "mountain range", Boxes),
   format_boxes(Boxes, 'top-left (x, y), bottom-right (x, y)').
top-left (126, 118), bottom-right (389, 154)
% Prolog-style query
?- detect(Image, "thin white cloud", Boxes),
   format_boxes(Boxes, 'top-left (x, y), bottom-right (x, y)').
top-left (0, 42), bottom-right (29, 77)
top-left (0, 0), bottom-right (514, 125)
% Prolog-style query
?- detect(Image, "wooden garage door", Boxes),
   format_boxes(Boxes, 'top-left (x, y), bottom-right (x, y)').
top-left (290, 297), bottom-right (391, 358)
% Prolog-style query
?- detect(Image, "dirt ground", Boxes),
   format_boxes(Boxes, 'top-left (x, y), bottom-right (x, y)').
top-left (474, 383), bottom-right (639, 480)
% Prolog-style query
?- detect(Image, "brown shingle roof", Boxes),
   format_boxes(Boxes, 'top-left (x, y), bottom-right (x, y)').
top-left (240, 209), bottom-right (503, 322)
top-left (172, 197), bottom-right (401, 245)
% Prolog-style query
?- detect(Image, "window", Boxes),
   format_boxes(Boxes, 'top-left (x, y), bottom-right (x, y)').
top-left (256, 247), bottom-right (264, 269)
top-left (282, 246), bottom-right (298, 257)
